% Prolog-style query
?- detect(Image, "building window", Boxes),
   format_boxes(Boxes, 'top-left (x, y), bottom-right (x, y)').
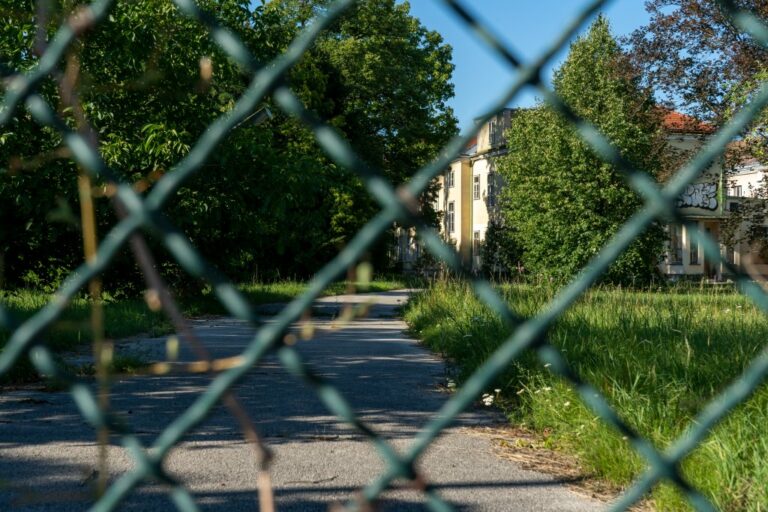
top-left (473, 175), bottom-right (481, 200)
top-left (690, 234), bottom-right (699, 265)
top-left (726, 245), bottom-right (735, 265)
top-left (727, 185), bottom-right (743, 197)
top-left (489, 120), bottom-right (499, 147)
top-left (446, 201), bottom-right (455, 234)
top-left (728, 201), bottom-right (740, 212)
top-left (445, 169), bottom-right (454, 188)
top-left (487, 173), bottom-right (497, 207)
top-left (473, 231), bottom-right (482, 265)
top-left (488, 112), bottom-right (511, 148)
top-left (669, 224), bottom-right (683, 264)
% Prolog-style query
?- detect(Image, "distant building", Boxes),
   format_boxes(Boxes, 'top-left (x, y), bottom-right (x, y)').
top-left (431, 109), bottom-right (512, 271)
top-left (394, 109), bottom-right (768, 279)
top-left (659, 112), bottom-right (724, 278)
top-left (660, 112), bottom-right (768, 279)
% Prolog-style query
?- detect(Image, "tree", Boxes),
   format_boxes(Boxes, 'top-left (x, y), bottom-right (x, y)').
top-left (480, 218), bottom-right (521, 279)
top-left (268, 0), bottom-right (456, 245)
top-left (0, 0), bottom-right (456, 288)
top-left (496, 17), bottom-right (665, 283)
top-left (1, 0), bottom-right (280, 288)
top-left (626, 0), bottom-right (768, 123)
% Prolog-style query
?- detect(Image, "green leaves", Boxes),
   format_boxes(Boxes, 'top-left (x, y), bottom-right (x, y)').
top-left (497, 17), bottom-right (664, 284)
top-left (1, 0), bottom-right (456, 288)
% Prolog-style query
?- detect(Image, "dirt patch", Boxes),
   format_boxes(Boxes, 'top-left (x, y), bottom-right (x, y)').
top-left (462, 425), bottom-right (654, 511)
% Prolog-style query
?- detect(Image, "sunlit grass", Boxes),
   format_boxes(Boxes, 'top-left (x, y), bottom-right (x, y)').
top-left (404, 280), bottom-right (768, 510)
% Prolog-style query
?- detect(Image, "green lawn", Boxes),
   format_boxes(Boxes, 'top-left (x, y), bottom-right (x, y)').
top-left (404, 280), bottom-right (768, 511)
top-left (0, 277), bottom-right (413, 384)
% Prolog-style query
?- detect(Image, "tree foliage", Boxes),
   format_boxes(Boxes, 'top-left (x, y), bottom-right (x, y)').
top-left (626, 0), bottom-right (768, 122)
top-left (496, 17), bottom-right (665, 283)
top-left (0, 0), bottom-right (456, 289)
top-left (480, 218), bottom-right (521, 279)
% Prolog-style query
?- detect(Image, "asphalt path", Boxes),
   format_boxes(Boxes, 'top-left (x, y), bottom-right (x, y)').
top-left (0, 290), bottom-right (600, 511)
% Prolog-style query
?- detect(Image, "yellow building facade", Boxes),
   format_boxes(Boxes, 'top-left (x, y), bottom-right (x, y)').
top-left (431, 110), bottom-right (511, 270)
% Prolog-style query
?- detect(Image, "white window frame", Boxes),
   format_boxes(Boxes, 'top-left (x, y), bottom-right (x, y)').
top-left (473, 175), bottom-right (481, 200)
top-left (446, 201), bottom-right (455, 234)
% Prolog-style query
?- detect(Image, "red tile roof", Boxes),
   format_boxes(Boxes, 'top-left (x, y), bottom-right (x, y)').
top-left (662, 111), bottom-right (715, 134)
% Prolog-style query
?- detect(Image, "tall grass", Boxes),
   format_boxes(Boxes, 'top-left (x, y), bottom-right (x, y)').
top-left (404, 280), bottom-right (768, 510)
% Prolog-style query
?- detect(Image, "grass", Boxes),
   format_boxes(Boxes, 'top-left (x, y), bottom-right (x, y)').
top-left (404, 280), bottom-right (768, 511)
top-left (1, 276), bottom-right (414, 384)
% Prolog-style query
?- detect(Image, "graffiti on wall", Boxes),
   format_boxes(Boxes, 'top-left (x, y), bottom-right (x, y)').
top-left (677, 183), bottom-right (718, 210)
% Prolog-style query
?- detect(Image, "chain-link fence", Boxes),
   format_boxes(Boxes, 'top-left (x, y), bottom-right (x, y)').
top-left (2, 0), bottom-right (768, 510)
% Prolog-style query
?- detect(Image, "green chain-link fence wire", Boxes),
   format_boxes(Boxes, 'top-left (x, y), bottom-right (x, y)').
top-left (2, 0), bottom-right (768, 510)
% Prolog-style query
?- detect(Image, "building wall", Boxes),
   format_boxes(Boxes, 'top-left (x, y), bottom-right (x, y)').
top-left (471, 158), bottom-right (491, 232)
top-left (433, 153), bottom-right (500, 271)
top-left (659, 134), bottom-right (728, 278)
top-left (459, 158), bottom-right (472, 265)
top-left (659, 220), bottom-right (727, 278)
top-left (666, 135), bottom-right (724, 213)
top-left (722, 163), bottom-right (768, 276)
top-left (439, 157), bottom-right (472, 266)
top-left (726, 163), bottom-right (766, 198)
top-left (476, 109), bottom-right (513, 154)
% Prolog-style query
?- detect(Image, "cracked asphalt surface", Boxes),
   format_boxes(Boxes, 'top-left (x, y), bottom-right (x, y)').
top-left (0, 290), bottom-right (600, 511)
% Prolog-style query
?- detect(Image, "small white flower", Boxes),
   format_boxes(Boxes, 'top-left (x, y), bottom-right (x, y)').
top-left (481, 393), bottom-right (494, 406)
top-left (543, 363), bottom-right (552, 368)
top-left (563, 401), bottom-right (571, 407)
top-left (494, 388), bottom-right (501, 394)
top-left (542, 386), bottom-right (552, 392)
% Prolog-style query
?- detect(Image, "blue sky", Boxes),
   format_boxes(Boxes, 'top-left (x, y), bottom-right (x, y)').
top-left (402, 0), bottom-right (652, 132)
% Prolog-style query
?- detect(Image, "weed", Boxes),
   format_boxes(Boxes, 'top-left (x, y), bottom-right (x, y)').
top-left (405, 280), bottom-right (768, 510)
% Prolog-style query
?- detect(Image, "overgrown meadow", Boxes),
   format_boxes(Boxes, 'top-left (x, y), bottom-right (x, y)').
top-left (404, 280), bottom-right (768, 510)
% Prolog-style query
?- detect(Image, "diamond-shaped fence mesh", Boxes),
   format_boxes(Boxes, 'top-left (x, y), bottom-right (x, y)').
top-left (1, 0), bottom-right (768, 510)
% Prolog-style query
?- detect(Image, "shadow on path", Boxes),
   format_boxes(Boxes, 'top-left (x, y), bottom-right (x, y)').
top-left (0, 291), bottom-right (597, 511)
